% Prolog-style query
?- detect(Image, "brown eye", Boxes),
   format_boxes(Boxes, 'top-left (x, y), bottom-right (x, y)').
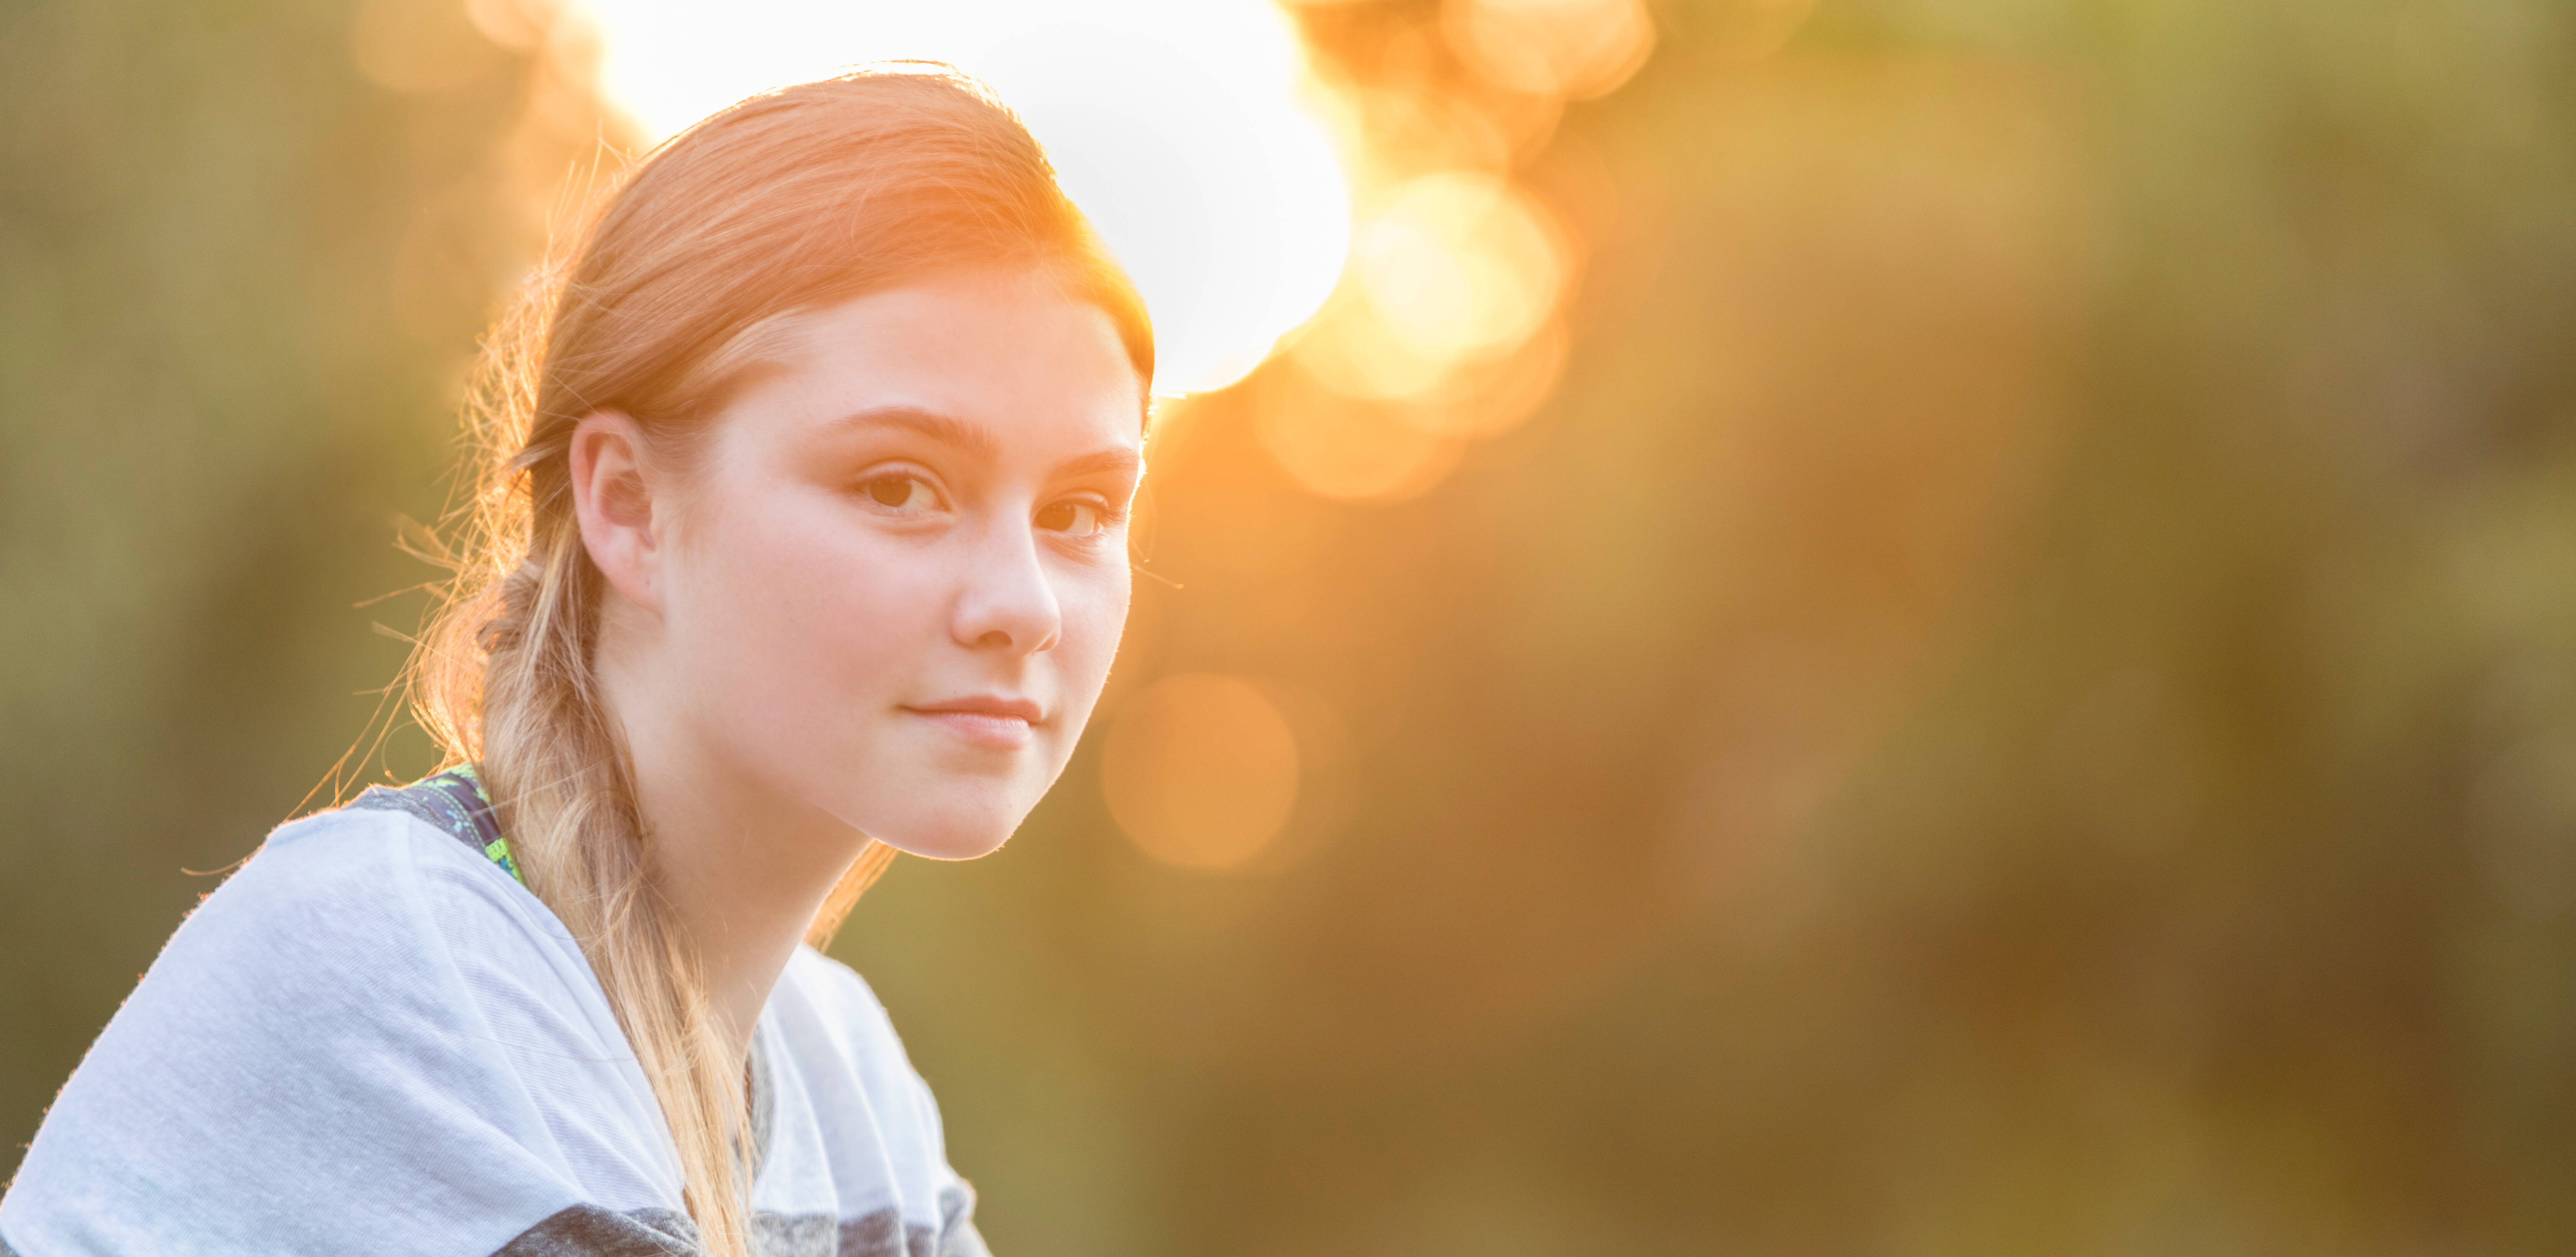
top-left (1036, 500), bottom-right (1104, 536)
top-left (863, 474), bottom-right (932, 510)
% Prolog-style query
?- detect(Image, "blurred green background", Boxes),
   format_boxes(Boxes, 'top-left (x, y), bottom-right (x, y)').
top-left (6, 0), bottom-right (2574, 1253)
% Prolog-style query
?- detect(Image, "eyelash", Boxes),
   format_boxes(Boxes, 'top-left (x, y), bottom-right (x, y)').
top-left (851, 469), bottom-right (1127, 538)
top-left (1038, 495), bottom-right (1126, 539)
top-left (855, 470), bottom-right (941, 513)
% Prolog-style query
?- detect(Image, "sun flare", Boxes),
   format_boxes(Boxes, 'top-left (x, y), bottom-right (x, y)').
top-left (564, 0), bottom-right (1354, 396)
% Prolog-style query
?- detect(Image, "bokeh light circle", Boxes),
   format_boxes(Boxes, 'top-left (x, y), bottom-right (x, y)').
top-left (1443, 0), bottom-right (1658, 100)
top-left (1357, 171), bottom-right (1565, 362)
top-left (1101, 674), bottom-right (1301, 870)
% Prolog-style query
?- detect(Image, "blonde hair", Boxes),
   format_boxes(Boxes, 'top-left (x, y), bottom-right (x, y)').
top-left (407, 70), bottom-right (1150, 1256)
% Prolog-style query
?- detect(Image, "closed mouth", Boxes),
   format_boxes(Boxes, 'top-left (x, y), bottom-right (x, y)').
top-left (904, 695), bottom-right (1045, 724)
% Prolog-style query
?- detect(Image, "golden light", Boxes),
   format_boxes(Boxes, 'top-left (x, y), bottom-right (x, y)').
top-left (1357, 172), bottom-right (1565, 363)
top-left (502, 0), bottom-right (1663, 499)
top-left (563, 0), bottom-right (1354, 395)
top-left (1101, 675), bottom-right (1302, 870)
top-left (1287, 171), bottom-right (1569, 409)
top-left (353, 0), bottom-right (504, 92)
top-left (1254, 362), bottom-right (1463, 501)
top-left (1442, 0), bottom-right (1658, 100)
top-left (1385, 317), bottom-right (1571, 439)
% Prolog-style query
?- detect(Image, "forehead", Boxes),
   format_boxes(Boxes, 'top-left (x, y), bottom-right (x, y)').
top-left (722, 269), bottom-right (1144, 459)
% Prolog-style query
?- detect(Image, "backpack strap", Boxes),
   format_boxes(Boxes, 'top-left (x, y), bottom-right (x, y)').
top-left (348, 763), bottom-right (523, 885)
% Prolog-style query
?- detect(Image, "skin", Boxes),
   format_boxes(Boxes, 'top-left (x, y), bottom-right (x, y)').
top-left (567, 267), bottom-right (1144, 1061)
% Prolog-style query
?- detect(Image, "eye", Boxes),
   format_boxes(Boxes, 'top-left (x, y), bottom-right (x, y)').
top-left (858, 472), bottom-right (937, 512)
top-left (1035, 499), bottom-right (1107, 537)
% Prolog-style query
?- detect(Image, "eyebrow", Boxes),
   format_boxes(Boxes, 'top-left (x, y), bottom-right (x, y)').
top-left (830, 405), bottom-right (998, 457)
top-left (826, 404), bottom-right (1144, 480)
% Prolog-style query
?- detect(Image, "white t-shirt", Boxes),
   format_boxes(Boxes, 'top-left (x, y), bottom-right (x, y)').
top-left (0, 804), bottom-right (987, 1257)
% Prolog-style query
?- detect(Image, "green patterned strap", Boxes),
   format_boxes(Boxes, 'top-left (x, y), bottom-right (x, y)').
top-left (348, 763), bottom-right (524, 885)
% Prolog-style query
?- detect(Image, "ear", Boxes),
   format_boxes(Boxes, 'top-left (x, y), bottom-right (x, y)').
top-left (567, 410), bottom-right (667, 615)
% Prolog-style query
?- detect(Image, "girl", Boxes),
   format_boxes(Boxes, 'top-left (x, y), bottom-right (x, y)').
top-left (0, 69), bottom-right (1150, 1257)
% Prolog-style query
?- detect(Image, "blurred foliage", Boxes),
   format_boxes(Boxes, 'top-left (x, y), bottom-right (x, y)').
top-left (7, 0), bottom-right (2576, 1254)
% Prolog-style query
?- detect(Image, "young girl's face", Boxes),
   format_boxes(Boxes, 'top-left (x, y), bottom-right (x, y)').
top-left (649, 269), bottom-right (1144, 860)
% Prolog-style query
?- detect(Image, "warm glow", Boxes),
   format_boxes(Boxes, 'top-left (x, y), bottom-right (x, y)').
top-left (1443, 0), bottom-right (1657, 100)
top-left (1102, 675), bottom-right (1303, 870)
top-left (565, 0), bottom-right (1354, 395)
top-left (1358, 172), bottom-right (1564, 362)
top-left (1288, 172), bottom-right (1569, 408)
top-left (1255, 362), bottom-right (1462, 501)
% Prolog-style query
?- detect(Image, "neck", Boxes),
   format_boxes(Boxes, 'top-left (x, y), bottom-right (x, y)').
top-left (595, 610), bottom-right (872, 1064)
top-left (634, 742), bottom-right (866, 1061)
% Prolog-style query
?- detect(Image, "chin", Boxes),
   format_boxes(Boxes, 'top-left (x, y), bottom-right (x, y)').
top-left (886, 829), bottom-right (1013, 862)
top-left (870, 800), bottom-right (1027, 862)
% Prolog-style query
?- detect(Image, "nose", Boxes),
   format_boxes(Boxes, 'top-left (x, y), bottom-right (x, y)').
top-left (949, 515), bottom-right (1062, 655)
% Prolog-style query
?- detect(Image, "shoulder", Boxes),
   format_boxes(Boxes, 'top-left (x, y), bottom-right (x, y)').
top-left (762, 948), bottom-right (973, 1226)
top-left (0, 806), bottom-right (632, 1257)
top-left (170, 800), bottom-right (581, 1009)
top-left (39, 796), bottom-right (580, 1085)
top-left (189, 803), bottom-right (436, 936)
top-left (235, 803), bottom-right (664, 1173)
top-left (58, 803), bottom-right (588, 1122)
top-left (775, 945), bottom-right (902, 1050)
top-left (768, 946), bottom-right (934, 1128)
top-left (136, 803), bottom-right (503, 1006)
top-left (208, 797), bottom-right (530, 926)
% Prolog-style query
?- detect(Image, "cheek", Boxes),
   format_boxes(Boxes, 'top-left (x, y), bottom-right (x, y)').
top-left (670, 492), bottom-right (941, 721)
top-left (1052, 563), bottom-right (1132, 720)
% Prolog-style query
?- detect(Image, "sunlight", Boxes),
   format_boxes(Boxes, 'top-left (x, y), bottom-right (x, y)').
top-left (565, 0), bottom-right (1354, 395)
top-left (1284, 172), bottom-right (1567, 411)
top-left (1443, 0), bottom-right (1657, 100)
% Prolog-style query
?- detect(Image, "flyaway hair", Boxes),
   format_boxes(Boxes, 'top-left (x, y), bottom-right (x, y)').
top-left (406, 69), bottom-right (1152, 1257)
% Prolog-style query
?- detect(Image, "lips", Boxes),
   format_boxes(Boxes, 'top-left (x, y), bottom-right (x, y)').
top-left (907, 695), bottom-right (1043, 722)
top-left (903, 695), bottom-right (1044, 750)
